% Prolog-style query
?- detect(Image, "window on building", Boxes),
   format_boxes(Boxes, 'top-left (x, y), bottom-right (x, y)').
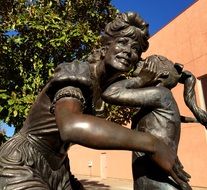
top-left (198, 74), bottom-right (207, 110)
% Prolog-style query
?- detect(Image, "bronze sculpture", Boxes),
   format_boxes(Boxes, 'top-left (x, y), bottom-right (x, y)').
top-left (102, 55), bottom-right (207, 189)
top-left (0, 12), bottom-right (191, 189)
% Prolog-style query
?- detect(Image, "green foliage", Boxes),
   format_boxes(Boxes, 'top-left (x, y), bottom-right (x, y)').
top-left (105, 104), bottom-right (139, 126)
top-left (0, 0), bottom-right (117, 132)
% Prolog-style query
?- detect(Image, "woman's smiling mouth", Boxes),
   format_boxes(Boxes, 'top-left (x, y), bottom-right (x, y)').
top-left (116, 55), bottom-right (130, 66)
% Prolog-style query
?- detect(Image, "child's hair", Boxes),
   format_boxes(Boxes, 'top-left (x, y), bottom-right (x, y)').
top-left (146, 54), bottom-right (207, 127)
top-left (179, 71), bottom-right (207, 126)
top-left (143, 55), bottom-right (183, 89)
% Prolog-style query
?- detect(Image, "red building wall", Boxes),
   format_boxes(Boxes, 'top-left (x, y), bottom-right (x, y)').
top-left (68, 0), bottom-right (207, 187)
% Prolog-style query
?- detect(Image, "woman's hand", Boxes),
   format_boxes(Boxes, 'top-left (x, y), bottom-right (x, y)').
top-left (150, 137), bottom-right (192, 190)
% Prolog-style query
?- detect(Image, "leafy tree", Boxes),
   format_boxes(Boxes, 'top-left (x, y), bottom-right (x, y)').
top-left (0, 0), bottom-right (118, 132)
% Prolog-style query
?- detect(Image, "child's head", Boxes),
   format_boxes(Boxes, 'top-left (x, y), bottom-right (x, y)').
top-left (136, 55), bottom-right (183, 89)
top-left (135, 55), bottom-right (207, 128)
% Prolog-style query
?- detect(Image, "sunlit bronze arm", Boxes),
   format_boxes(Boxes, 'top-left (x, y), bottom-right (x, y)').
top-left (54, 96), bottom-right (191, 188)
top-left (55, 97), bottom-right (155, 152)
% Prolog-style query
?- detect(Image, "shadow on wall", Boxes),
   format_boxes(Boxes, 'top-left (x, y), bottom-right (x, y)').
top-left (80, 179), bottom-right (110, 190)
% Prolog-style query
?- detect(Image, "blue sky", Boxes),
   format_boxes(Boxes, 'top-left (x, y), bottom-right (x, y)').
top-left (111, 0), bottom-right (195, 35)
top-left (1, 0), bottom-right (195, 137)
top-left (1, 122), bottom-right (14, 137)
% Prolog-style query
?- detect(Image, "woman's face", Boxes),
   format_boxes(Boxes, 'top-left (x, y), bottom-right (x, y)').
top-left (103, 37), bottom-right (141, 72)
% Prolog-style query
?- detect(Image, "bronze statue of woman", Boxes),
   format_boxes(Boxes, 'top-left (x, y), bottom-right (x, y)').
top-left (0, 13), bottom-right (191, 190)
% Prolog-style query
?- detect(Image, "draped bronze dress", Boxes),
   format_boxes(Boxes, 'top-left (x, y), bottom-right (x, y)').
top-left (0, 61), bottom-right (94, 190)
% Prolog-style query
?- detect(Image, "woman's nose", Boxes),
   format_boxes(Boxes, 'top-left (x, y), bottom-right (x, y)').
top-left (124, 45), bottom-right (132, 56)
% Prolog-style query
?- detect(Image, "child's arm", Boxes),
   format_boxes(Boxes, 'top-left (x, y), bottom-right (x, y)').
top-left (102, 57), bottom-right (164, 107)
top-left (102, 79), bottom-right (171, 108)
top-left (129, 58), bottom-right (158, 88)
top-left (180, 70), bottom-right (207, 129)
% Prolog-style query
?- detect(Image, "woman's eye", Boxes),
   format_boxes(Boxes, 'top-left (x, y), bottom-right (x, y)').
top-left (118, 41), bottom-right (125, 45)
top-left (132, 46), bottom-right (139, 53)
top-left (118, 38), bottom-right (127, 44)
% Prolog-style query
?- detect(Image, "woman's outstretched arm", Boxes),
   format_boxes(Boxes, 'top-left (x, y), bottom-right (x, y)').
top-left (55, 97), bottom-right (191, 190)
